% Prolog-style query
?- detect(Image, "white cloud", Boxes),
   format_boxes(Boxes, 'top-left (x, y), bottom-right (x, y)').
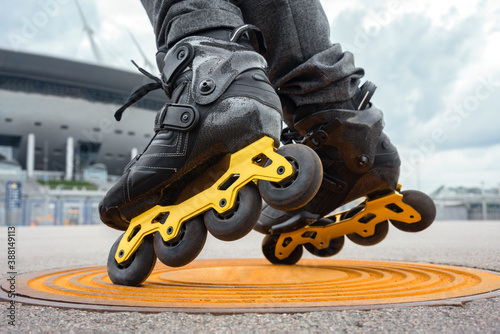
top-left (399, 144), bottom-right (500, 193)
top-left (322, 0), bottom-right (500, 192)
top-left (0, 1), bottom-right (157, 71)
top-left (91, 1), bottom-right (157, 70)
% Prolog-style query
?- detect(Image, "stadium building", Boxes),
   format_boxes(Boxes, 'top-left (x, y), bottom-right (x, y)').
top-left (0, 48), bottom-right (166, 225)
top-left (0, 48), bottom-right (166, 177)
top-left (431, 186), bottom-right (500, 221)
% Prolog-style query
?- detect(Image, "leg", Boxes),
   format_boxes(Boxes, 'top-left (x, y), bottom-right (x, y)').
top-left (237, 0), bottom-right (364, 110)
top-left (141, 0), bottom-right (363, 106)
top-left (140, 0), bottom-right (246, 49)
top-left (237, 1), bottom-right (401, 233)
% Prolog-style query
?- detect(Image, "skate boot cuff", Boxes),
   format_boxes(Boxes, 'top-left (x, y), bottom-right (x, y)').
top-left (159, 33), bottom-right (268, 106)
top-left (114, 25), bottom-right (267, 121)
top-left (189, 25), bottom-right (266, 54)
top-left (294, 105), bottom-right (384, 174)
top-left (291, 81), bottom-right (378, 127)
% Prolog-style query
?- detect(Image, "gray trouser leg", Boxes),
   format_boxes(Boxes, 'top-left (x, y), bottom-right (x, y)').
top-left (140, 0), bottom-right (364, 109)
top-left (140, 0), bottom-right (245, 48)
top-left (237, 0), bottom-right (364, 107)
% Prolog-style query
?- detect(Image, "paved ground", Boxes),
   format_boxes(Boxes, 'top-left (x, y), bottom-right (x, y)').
top-left (1, 220), bottom-right (499, 332)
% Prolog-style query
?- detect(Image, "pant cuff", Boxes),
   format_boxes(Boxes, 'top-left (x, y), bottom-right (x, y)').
top-left (167, 9), bottom-right (245, 47)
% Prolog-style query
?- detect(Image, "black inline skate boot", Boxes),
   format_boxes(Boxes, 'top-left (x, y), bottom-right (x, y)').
top-left (257, 82), bottom-right (436, 265)
top-left (256, 81), bottom-right (401, 234)
top-left (99, 25), bottom-right (283, 232)
top-left (100, 25), bottom-right (324, 285)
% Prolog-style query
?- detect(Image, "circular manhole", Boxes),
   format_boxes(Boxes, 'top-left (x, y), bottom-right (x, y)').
top-left (2, 259), bottom-right (499, 313)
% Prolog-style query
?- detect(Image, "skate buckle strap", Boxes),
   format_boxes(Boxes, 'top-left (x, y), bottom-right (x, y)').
top-left (280, 127), bottom-right (303, 145)
top-left (189, 39), bottom-right (268, 105)
top-left (354, 81), bottom-right (377, 110)
top-left (302, 119), bottom-right (342, 150)
top-left (229, 24), bottom-right (267, 54)
top-left (322, 174), bottom-right (348, 194)
top-left (114, 136), bottom-right (295, 264)
top-left (155, 103), bottom-right (200, 132)
top-left (303, 130), bottom-right (328, 150)
top-left (162, 44), bottom-right (195, 98)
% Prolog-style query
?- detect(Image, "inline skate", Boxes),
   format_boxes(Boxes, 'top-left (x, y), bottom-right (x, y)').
top-left (256, 82), bottom-right (436, 264)
top-left (100, 25), bottom-right (323, 286)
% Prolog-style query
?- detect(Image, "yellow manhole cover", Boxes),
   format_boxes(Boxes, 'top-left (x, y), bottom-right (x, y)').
top-left (2, 259), bottom-right (500, 313)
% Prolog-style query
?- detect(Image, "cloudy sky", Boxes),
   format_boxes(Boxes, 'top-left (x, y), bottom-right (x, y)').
top-left (1, 0), bottom-right (499, 194)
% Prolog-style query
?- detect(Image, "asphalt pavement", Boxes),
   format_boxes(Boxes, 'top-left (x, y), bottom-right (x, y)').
top-left (1, 220), bottom-right (499, 332)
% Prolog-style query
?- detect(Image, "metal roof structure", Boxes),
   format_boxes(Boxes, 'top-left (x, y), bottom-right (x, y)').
top-left (0, 48), bottom-right (167, 176)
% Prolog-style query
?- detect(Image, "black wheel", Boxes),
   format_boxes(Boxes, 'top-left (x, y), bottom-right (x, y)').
top-left (204, 183), bottom-right (262, 241)
top-left (107, 233), bottom-right (157, 286)
top-left (153, 216), bottom-right (207, 267)
top-left (262, 234), bottom-right (303, 265)
top-left (258, 144), bottom-right (322, 211)
top-left (344, 205), bottom-right (389, 246)
top-left (304, 235), bottom-right (345, 257)
top-left (391, 190), bottom-right (436, 232)
top-left (347, 221), bottom-right (389, 246)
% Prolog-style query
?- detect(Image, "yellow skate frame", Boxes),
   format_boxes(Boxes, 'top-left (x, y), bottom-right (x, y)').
top-left (115, 136), bottom-right (294, 264)
top-left (273, 186), bottom-right (421, 260)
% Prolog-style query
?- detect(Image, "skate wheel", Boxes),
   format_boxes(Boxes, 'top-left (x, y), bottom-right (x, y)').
top-left (391, 190), bottom-right (436, 232)
top-left (304, 235), bottom-right (345, 257)
top-left (107, 233), bottom-right (156, 286)
top-left (343, 204), bottom-right (389, 246)
top-left (153, 216), bottom-right (207, 267)
top-left (261, 234), bottom-right (303, 265)
top-left (204, 183), bottom-right (262, 241)
top-left (347, 221), bottom-right (389, 246)
top-left (258, 144), bottom-right (322, 211)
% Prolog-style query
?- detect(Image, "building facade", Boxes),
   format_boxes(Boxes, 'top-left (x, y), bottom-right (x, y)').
top-left (1, 49), bottom-right (166, 225)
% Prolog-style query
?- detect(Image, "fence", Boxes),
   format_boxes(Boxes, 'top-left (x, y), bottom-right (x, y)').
top-left (1, 197), bottom-right (102, 226)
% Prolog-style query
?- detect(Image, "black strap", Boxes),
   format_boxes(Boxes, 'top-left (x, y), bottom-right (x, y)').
top-left (302, 118), bottom-right (343, 150)
top-left (280, 127), bottom-right (303, 145)
top-left (354, 81), bottom-right (377, 110)
top-left (270, 211), bottom-right (320, 235)
top-left (161, 44), bottom-right (194, 96)
top-left (154, 104), bottom-right (199, 132)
